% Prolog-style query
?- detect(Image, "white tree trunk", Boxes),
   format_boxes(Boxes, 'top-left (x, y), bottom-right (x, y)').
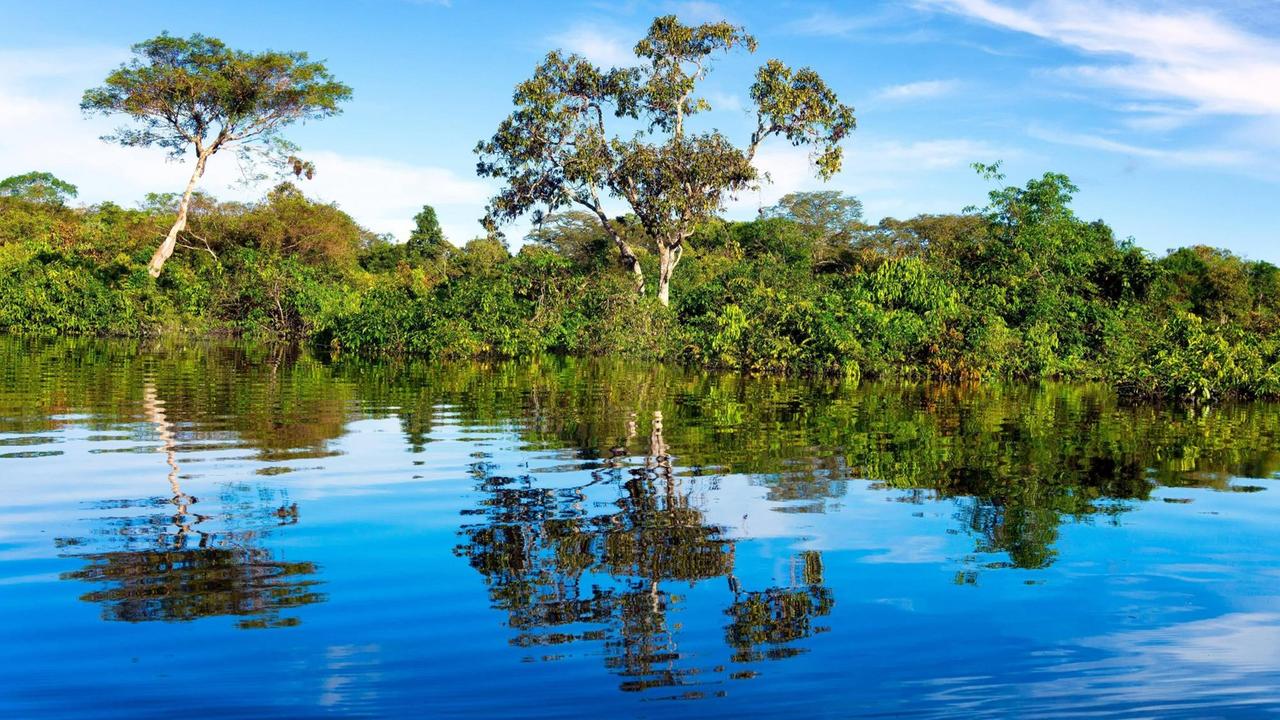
top-left (627, 251), bottom-right (646, 293)
top-left (656, 242), bottom-right (682, 306)
top-left (147, 152), bottom-right (209, 278)
top-left (608, 232), bottom-right (644, 294)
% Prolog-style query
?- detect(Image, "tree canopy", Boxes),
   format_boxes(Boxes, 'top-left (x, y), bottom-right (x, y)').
top-left (81, 32), bottom-right (351, 276)
top-left (82, 32), bottom-right (351, 165)
top-left (407, 205), bottom-right (447, 259)
top-left (476, 14), bottom-right (855, 305)
top-left (0, 172), bottom-right (79, 206)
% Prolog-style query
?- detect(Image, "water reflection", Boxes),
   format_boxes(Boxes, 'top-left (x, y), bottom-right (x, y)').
top-left (454, 411), bottom-right (823, 693)
top-left (54, 381), bottom-right (324, 629)
top-left (3, 337), bottom-right (1280, 715)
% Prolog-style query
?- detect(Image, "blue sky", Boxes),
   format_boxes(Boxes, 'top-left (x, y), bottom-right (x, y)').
top-left (1, 0), bottom-right (1277, 260)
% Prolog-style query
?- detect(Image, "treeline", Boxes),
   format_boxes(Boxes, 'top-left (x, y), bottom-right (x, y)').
top-left (2, 166), bottom-right (1278, 401)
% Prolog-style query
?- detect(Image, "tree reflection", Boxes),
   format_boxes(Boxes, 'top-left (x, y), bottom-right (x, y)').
top-left (11, 336), bottom-right (1280, 628)
top-left (57, 382), bottom-right (323, 629)
top-left (725, 552), bottom-right (834, 663)
top-left (455, 411), bottom-right (832, 694)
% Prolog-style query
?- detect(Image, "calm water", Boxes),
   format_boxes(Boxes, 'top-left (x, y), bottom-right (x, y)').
top-left (3, 337), bottom-right (1280, 718)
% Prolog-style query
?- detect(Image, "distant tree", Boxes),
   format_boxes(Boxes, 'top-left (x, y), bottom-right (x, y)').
top-left (524, 210), bottom-right (612, 268)
top-left (764, 191), bottom-right (862, 238)
top-left (1157, 245), bottom-right (1256, 324)
top-left (82, 33), bottom-right (351, 277)
top-left (459, 235), bottom-right (510, 274)
top-left (0, 171), bottom-right (79, 206)
top-left (407, 204), bottom-right (448, 259)
top-left (763, 190), bottom-right (863, 271)
top-left (477, 15), bottom-right (855, 305)
top-left (358, 232), bottom-right (408, 273)
top-left (239, 182), bottom-right (365, 267)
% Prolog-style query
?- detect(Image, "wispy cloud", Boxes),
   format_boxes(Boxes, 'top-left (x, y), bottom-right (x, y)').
top-left (726, 136), bottom-right (1015, 217)
top-left (874, 79), bottom-right (962, 102)
top-left (705, 90), bottom-right (745, 114)
top-left (547, 22), bottom-right (635, 66)
top-left (925, 0), bottom-right (1280, 117)
top-left (1027, 126), bottom-right (1259, 172)
top-left (783, 10), bottom-right (886, 38)
top-left (783, 6), bottom-right (935, 42)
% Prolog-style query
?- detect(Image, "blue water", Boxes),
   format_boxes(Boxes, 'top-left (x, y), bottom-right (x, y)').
top-left (2, 338), bottom-right (1279, 717)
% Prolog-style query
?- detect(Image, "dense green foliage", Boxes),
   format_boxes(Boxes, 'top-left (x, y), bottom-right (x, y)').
top-left (0, 172), bottom-right (79, 206)
top-left (2, 165), bottom-right (1279, 400)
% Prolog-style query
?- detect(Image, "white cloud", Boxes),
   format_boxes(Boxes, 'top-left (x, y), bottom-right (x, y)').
top-left (705, 90), bottom-right (745, 114)
top-left (875, 79), bottom-right (962, 102)
top-left (1112, 102), bottom-right (1201, 132)
top-left (855, 137), bottom-right (1005, 169)
top-left (724, 136), bottom-right (1011, 216)
top-left (548, 22), bottom-right (635, 67)
top-left (0, 46), bottom-right (128, 80)
top-left (0, 46), bottom-right (489, 244)
top-left (1028, 126), bottom-right (1260, 171)
top-left (302, 151), bottom-right (489, 242)
top-left (926, 0), bottom-right (1280, 117)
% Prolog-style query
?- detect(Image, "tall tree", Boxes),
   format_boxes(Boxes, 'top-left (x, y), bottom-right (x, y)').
top-left (406, 204), bottom-right (448, 259)
top-left (82, 33), bottom-right (351, 277)
top-left (0, 171), bottom-right (79, 206)
top-left (477, 15), bottom-right (855, 305)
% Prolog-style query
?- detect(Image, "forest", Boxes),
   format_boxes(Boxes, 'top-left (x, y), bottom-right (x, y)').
top-left (4, 167), bottom-right (1278, 401)
top-left (2, 19), bottom-right (1279, 401)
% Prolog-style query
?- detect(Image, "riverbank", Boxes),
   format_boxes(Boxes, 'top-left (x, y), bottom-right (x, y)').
top-left (3, 175), bottom-right (1278, 401)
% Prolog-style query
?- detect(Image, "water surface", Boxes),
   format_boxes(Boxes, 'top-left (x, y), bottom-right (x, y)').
top-left (2, 337), bottom-right (1280, 718)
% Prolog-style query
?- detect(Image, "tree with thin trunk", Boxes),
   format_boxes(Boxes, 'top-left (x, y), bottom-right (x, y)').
top-left (82, 33), bottom-right (351, 277)
top-left (476, 15), bottom-right (855, 306)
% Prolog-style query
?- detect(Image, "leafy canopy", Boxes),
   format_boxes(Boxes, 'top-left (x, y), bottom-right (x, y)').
top-left (407, 205), bottom-right (447, 258)
top-left (0, 172), bottom-right (79, 206)
top-left (764, 191), bottom-right (863, 240)
top-left (476, 14), bottom-right (855, 277)
top-left (81, 33), bottom-right (351, 171)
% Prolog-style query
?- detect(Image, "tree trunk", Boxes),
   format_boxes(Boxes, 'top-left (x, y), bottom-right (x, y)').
top-left (627, 251), bottom-right (645, 293)
top-left (147, 152), bottom-right (209, 278)
top-left (611, 235), bottom-right (644, 295)
top-left (656, 242), bottom-right (682, 307)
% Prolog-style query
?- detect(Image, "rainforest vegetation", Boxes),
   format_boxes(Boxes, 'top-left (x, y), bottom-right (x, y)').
top-left (2, 18), bottom-right (1279, 401)
top-left (5, 165), bottom-right (1280, 401)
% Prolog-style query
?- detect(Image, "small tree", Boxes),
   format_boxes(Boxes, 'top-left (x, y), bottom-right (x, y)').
top-left (0, 172), bottom-right (79, 206)
top-left (407, 204), bottom-right (448, 259)
top-left (477, 15), bottom-right (855, 305)
top-left (82, 33), bottom-right (351, 277)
